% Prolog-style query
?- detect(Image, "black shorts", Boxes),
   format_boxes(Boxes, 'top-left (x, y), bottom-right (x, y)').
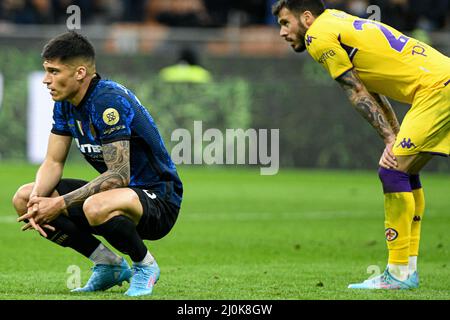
top-left (55, 178), bottom-right (180, 241)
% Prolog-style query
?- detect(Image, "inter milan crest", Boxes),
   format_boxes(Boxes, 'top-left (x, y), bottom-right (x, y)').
top-left (102, 108), bottom-right (120, 126)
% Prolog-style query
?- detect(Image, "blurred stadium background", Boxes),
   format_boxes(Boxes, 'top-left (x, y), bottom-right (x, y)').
top-left (0, 0), bottom-right (449, 300)
top-left (0, 0), bottom-right (449, 170)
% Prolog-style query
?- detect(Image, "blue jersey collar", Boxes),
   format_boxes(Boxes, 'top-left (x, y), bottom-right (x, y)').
top-left (75, 73), bottom-right (101, 108)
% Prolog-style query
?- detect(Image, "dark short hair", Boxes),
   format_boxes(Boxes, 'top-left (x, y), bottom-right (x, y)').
top-left (272, 0), bottom-right (325, 17)
top-left (41, 31), bottom-right (95, 63)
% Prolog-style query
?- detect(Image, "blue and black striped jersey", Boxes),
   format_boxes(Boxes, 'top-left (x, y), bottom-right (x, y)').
top-left (51, 75), bottom-right (182, 208)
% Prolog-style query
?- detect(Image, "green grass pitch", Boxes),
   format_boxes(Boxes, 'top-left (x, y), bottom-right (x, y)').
top-left (0, 163), bottom-right (449, 300)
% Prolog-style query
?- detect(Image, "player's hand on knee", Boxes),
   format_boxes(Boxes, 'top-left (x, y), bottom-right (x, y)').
top-left (379, 143), bottom-right (397, 169)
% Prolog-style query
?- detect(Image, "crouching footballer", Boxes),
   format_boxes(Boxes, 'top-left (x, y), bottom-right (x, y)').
top-left (12, 31), bottom-right (183, 297)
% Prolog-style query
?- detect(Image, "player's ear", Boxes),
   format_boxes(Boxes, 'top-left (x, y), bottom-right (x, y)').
top-left (75, 66), bottom-right (87, 81)
top-left (301, 10), bottom-right (315, 28)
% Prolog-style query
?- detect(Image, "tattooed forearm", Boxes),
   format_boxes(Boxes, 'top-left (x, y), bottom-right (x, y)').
top-left (354, 96), bottom-right (387, 125)
top-left (336, 70), bottom-right (396, 143)
top-left (371, 93), bottom-right (400, 135)
top-left (102, 140), bottom-right (130, 181)
top-left (62, 140), bottom-right (131, 208)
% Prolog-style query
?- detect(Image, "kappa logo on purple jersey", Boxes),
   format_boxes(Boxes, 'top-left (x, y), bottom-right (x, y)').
top-left (305, 35), bottom-right (316, 46)
top-left (396, 138), bottom-right (416, 149)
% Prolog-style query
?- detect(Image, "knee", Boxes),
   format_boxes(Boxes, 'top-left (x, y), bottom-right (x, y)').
top-left (83, 196), bottom-right (110, 226)
top-left (378, 167), bottom-right (411, 194)
top-left (12, 183), bottom-right (34, 215)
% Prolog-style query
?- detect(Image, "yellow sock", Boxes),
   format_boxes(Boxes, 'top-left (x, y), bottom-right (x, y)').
top-left (410, 187), bottom-right (425, 257)
top-left (384, 192), bottom-right (415, 265)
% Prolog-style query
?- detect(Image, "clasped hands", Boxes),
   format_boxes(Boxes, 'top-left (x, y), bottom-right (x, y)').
top-left (17, 196), bottom-right (64, 238)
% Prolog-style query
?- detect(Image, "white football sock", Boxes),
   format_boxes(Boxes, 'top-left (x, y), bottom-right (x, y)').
top-left (134, 251), bottom-right (155, 266)
top-left (89, 243), bottom-right (123, 265)
top-left (408, 256), bottom-right (418, 275)
top-left (388, 263), bottom-right (409, 281)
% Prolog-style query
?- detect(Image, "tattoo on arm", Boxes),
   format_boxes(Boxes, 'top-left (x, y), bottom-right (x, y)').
top-left (62, 140), bottom-right (131, 208)
top-left (371, 93), bottom-right (400, 135)
top-left (336, 70), bottom-right (395, 142)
